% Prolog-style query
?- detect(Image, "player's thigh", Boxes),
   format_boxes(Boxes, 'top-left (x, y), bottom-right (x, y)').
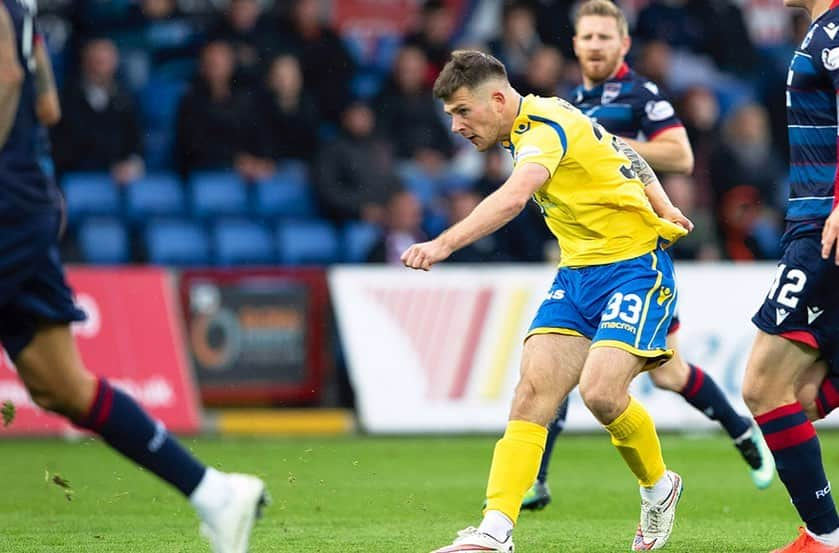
top-left (742, 330), bottom-right (820, 412)
top-left (14, 322), bottom-right (95, 417)
top-left (796, 360), bottom-right (829, 420)
top-left (579, 345), bottom-right (646, 423)
top-left (510, 333), bottom-right (590, 425)
top-left (648, 332), bottom-right (690, 392)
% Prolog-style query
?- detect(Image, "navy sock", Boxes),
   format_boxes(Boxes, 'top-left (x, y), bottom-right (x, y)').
top-left (815, 375), bottom-right (839, 420)
top-left (76, 377), bottom-right (206, 497)
top-left (681, 364), bottom-right (750, 439)
top-left (757, 403), bottom-right (839, 535)
top-left (537, 398), bottom-right (569, 484)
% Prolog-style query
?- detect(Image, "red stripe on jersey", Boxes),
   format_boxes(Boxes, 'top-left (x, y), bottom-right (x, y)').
top-left (755, 402), bottom-right (805, 425)
top-left (647, 123), bottom-right (684, 141)
top-left (763, 421), bottom-right (817, 451)
top-left (780, 330), bottom-right (819, 349)
top-left (615, 62), bottom-right (630, 79)
top-left (831, 0), bottom-right (839, 11)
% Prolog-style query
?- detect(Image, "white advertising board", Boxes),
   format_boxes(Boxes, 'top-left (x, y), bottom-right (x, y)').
top-left (330, 262), bottom-right (825, 433)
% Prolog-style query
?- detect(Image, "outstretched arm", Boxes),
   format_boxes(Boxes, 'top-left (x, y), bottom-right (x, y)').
top-left (401, 162), bottom-right (548, 270)
top-left (614, 136), bottom-right (694, 232)
top-left (0, 4), bottom-right (23, 148)
top-left (622, 126), bottom-right (694, 175)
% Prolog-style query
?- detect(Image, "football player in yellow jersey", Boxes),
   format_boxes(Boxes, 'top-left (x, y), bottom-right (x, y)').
top-left (402, 50), bottom-right (692, 552)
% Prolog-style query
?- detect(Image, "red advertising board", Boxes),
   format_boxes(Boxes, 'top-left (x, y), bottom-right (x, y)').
top-left (0, 267), bottom-right (201, 436)
top-left (332, 0), bottom-right (468, 33)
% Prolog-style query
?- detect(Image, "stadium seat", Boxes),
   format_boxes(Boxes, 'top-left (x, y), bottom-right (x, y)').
top-left (213, 219), bottom-right (275, 266)
top-left (61, 172), bottom-right (121, 224)
top-left (126, 173), bottom-right (185, 223)
top-left (144, 218), bottom-right (210, 266)
top-left (342, 221), bottom-right (381, 263)
top-left (397, 165), bottom-right (437, 207)
top-left (276, 220), bottom-right (340, 265)
top-left (140, 77), bottom-right (187, 129)
top-left (253, 163), bottom-right (317, 219)
top-left (189, 171), bottom-right (249, 219)
top-left (77, 217), bottom-right (130, 265)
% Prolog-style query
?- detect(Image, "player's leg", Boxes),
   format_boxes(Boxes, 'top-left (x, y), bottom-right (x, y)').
top-left (431, 333), bottom-right (589, 553)
top-left (745, 234), bottom-right (839, 550)
top-left (580, 345), bottom-right (682, 551)
top-left (11, 322), bottom-right (267, 552)
top-left (520, 397), bottom-right (568, 511)
top-left (649, 332), bottom-right (773, 488)
top-left (742, 331), bottom-right (838, 549)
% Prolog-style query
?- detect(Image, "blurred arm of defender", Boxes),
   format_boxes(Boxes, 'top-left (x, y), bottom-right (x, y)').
top-left (0, 3), bottom-right (23, 148)
top-left (33, 34), bottom-right (59, 126)
top-left (621, 126), bottom-right (694, 175)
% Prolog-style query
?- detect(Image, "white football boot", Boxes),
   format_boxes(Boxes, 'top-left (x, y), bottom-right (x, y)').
top-left (199, 473), bottom-right (269, 553)
top-left (632, 471), bottom-right (683, 551)
top-left (430, 527), bottom-right (514, 553)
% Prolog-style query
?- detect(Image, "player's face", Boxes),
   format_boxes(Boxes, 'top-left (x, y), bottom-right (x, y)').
top-left (574, 15), bottom-right (630, 84)
top-left (443, 85), bottom-right (505, 152)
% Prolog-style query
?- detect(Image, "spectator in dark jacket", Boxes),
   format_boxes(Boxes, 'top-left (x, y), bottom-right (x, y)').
top-left (314, 101), bottom-right (402, 224)
top-left (206, 0), bottom-right (277, 86)
top-left (375, 45), bottom-right (453, 164)
top-left (51, 38), bottom-right (144, 184)
top-left (174, 41), bottom-right (256, 178)
top-left (277, 0), bottom-right (355, 123)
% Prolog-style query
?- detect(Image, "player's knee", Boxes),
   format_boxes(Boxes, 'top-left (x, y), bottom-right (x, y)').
top-left (579, 383), bottom-right (623, 423)
top-left (741, 376), bottom-right (771, 415)
top-left (27, 383), bottom-right (72, 415)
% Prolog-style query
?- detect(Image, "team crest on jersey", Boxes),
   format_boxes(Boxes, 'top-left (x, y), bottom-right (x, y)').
top-left (602, 82), bottom-right (621, 104)
top-left (514, 122), bottom-right (531, 135)
top-left (823, 47), bottom-right (839, 70)
top-left (645, 100), bottom-right (675, 122)
top-left (825, 22), bottom-right (839, 40)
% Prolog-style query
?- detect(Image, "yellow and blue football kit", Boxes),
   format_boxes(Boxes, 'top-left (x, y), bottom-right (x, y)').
top-left (503, 94), bottom-right (685, 363)
top-left (484, 96), bottom-right (685, 526)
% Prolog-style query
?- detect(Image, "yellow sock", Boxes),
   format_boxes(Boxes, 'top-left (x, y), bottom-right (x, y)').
top-left (604, 397), bottom-right (666, 487)
top-left (485, 420), bottom-right (547, 525)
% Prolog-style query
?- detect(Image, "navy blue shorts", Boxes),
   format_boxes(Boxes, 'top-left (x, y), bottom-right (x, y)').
top-left (752, 234), bottom-right (839, 370)
top-left (0, 211), bottom-right (86, 359)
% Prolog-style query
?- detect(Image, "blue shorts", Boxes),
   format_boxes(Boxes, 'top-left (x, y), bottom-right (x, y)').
top-left (528, 249), bottom-right (677, 366)
top-left (0, 210), bottom-right (86, 359)
top-left (752, 234), bottom-right (839, 371)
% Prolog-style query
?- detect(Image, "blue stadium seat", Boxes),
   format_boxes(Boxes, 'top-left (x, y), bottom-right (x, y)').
top-left (190, 171), bottom-right (248, 218)
top-left (61, 172), bottom-right (121, 224)
top-left (343, 222), bottom-right (381, 263)
top-left (397, 165), bottom-right (437, 207)
top-left (276, 220), bottom-right (340, 265)
top-left (253, 164), bottom-right (317, 219)
top-left (126, 173), bottom-right (185, 223)
top-left (213, 219), bottom-right (275, 266)
top-left (144, 218), bottom-right (210, 266)
top-left (140, 77), bottom-right (187, 129)
top-left (77, 217), bottom-right (130, 264)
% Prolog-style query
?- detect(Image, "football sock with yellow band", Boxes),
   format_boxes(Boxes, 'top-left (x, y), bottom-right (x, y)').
top-left (484, 419), bottom-right (547, 524)
top-left (604, 396), bottom-right (666, 487)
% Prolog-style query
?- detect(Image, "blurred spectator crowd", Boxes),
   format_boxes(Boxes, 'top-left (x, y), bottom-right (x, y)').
top-left (39, 0), bottom-right (806, 266)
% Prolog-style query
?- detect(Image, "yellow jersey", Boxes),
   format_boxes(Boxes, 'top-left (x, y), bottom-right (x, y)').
top-left (501, 94), bottom-right (687, 267)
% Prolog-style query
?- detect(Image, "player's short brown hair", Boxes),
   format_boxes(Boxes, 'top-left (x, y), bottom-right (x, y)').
top-left (574, 0), bottom-right (628, 38)
top-left (432, 50), bottom-right (508, 101)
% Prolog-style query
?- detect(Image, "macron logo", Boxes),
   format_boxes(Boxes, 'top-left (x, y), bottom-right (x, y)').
top-left (776, 308), bottom-right (790, 326)
top-left (808, 306), bottom-right (824, 324)
top-left (825, 22), bottom-right (839, 40)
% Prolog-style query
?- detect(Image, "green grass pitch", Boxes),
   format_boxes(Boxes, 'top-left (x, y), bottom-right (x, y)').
top-left (0, 432), bottom-right (835, 552)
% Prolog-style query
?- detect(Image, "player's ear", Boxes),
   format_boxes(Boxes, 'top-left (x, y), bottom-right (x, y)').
top-left (622, 34), bottom-right (631, 57)
top-left (490, 89), bottom-right (506, 112)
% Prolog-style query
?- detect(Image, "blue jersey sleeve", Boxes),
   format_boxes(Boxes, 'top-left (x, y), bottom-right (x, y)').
top-left (635, 80), bottom-right (683, 139)
top-left (809, 20), bottom-right (839, 91)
